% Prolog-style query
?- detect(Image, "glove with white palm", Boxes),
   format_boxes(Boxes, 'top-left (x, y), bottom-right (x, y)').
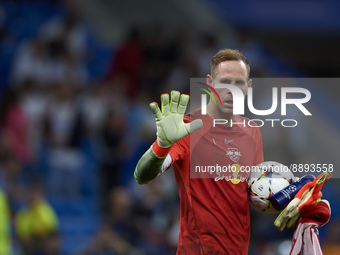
top-left (149, 90), bottom-right (203, 153)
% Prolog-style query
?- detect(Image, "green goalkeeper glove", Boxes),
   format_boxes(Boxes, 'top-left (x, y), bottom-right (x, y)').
top-left (134, 91), bottom-right (203, 184)
top-left (149, 90), bottom-right (203, 149)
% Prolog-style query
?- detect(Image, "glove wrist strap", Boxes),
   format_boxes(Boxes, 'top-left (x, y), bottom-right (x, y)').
top-left (152, 140), bottom-right (172, 158)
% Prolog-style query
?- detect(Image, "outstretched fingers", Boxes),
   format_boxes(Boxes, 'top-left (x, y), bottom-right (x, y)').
top-left (149, 102), bottom-right (163, 121)
top-left (170, 91), bottom-right (180, 113)
top-left (161, 93), bottom-right (170, 116)
top-left (178, 94), bottom-right (189, 114)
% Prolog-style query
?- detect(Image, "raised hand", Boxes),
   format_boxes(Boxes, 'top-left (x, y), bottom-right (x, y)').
top-left (149, 91), bottom-right (203, 148)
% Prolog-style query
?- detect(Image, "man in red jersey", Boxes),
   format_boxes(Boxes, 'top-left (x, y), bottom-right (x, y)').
top-left (134, 49), bottom-right (263, 254)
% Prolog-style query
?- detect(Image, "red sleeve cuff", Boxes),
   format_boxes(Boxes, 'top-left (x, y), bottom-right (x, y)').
top-left (152, 140), bottom-right (172, 158)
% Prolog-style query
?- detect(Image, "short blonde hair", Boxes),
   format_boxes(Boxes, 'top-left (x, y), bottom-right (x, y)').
top-left (211, 49), bottom-right (250, 78)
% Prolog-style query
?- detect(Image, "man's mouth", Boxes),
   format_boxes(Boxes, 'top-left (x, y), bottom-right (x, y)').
top-left (223, 99), bottom-right (233, 108)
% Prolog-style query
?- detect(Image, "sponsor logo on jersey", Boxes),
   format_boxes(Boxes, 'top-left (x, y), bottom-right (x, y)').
top-left (214, 163), bottom-right (246, 184)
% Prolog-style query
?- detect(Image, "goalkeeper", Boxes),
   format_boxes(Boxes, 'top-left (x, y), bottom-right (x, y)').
top-left (135, 49), bottom-right (264, 255)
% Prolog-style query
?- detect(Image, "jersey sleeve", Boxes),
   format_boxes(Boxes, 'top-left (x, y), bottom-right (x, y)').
top-left (160, 137), bottom-right (188, 173)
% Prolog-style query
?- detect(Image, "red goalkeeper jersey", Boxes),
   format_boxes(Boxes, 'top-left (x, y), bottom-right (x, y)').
top-left (164, 108), bottom-right (264, 255)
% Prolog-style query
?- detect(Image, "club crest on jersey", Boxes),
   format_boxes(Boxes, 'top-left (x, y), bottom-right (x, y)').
top-left (226, 148), bottom-right (242, 162)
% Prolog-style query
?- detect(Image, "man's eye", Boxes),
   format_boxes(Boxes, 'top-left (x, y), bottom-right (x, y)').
top-left (236, 81), bottom-right (245, 85)
top-left (221, 80), bottom-right (231, 84)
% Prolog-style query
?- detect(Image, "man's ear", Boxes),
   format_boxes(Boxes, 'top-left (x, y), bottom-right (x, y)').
top-left (248, 79), bottom-right (252, 88)
top-left (245, 79), bottom-right (252, 95)
top-left (206, 74), bottom-right (213, 87)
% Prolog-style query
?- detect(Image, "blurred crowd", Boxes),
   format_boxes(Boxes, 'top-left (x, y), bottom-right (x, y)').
top-left (0, 0), bottom-right (339, 255)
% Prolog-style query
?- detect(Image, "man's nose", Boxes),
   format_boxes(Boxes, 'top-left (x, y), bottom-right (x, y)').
top-left (222, 88), bottom-right (232, 95)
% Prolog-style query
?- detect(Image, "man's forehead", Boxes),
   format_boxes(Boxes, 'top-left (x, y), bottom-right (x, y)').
top-left (214, 60), bottom-right (248, 78)
top-left (213, 76), bottom-right (247, 80)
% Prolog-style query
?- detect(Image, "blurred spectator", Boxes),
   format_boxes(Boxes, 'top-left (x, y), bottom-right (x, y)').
top-left (104, 75), bottom-right (130, 113)
top-left (164, 60), bottom-right (192, 94)
top-left (79, 187), bottom-right (137, 255)
top-left (0, 88), bottom-right (31, 163)
top-left (105, 187), bottom-right (138, 244)
top-left (16, 182), bottom-right (59, 255)
top-left (142, 27), bottom-right (170, 97)
top-left (127, 91), bottom-right (156, 146)
top-left (0, 188), bottom-right (12, 255)
top-left (43, 83), bottom-right (85, 198)
top-left (80, 86), bottom-right (108, 136)
top-left (161, 30), bottom-right (197, 95)
top-left (11, 38), bottom-right (47, 85)
top-left (100, 112), bottom-right (128, 202)
top-left (1, 156), bottom-right (25, 212)
top-left (43, 83), bottom-right (81, 148)
top-left (80, 79), bottom-right (129, 137)
top-left (47, 147), bottom-right (85, 199)
top-left (196, 33), bottom-right (219, 76)
top-left (105, 28), bottom-right (144, 99)
top-left (39, 3), bottom-right (88, 63)
top-left (79, 225), bottom-right (131, 255)
top-left (167, 210), bottom-right (180, 251)
top-left (131, 172), bottom-right (179, 255)
top-left (19, 79), bottom-right (47, 162)
top-left (39, 1), bottom-right (89, 85)
top-left (120, 91), bottom-right (157, 185)
top-left (11, 37), bottom-right (88, 87)
top-left (41, 232), bottom-right (62, 255)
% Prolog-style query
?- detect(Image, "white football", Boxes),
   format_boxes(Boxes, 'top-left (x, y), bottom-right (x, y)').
top-left (247, 161), bottom-right (293, 213)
